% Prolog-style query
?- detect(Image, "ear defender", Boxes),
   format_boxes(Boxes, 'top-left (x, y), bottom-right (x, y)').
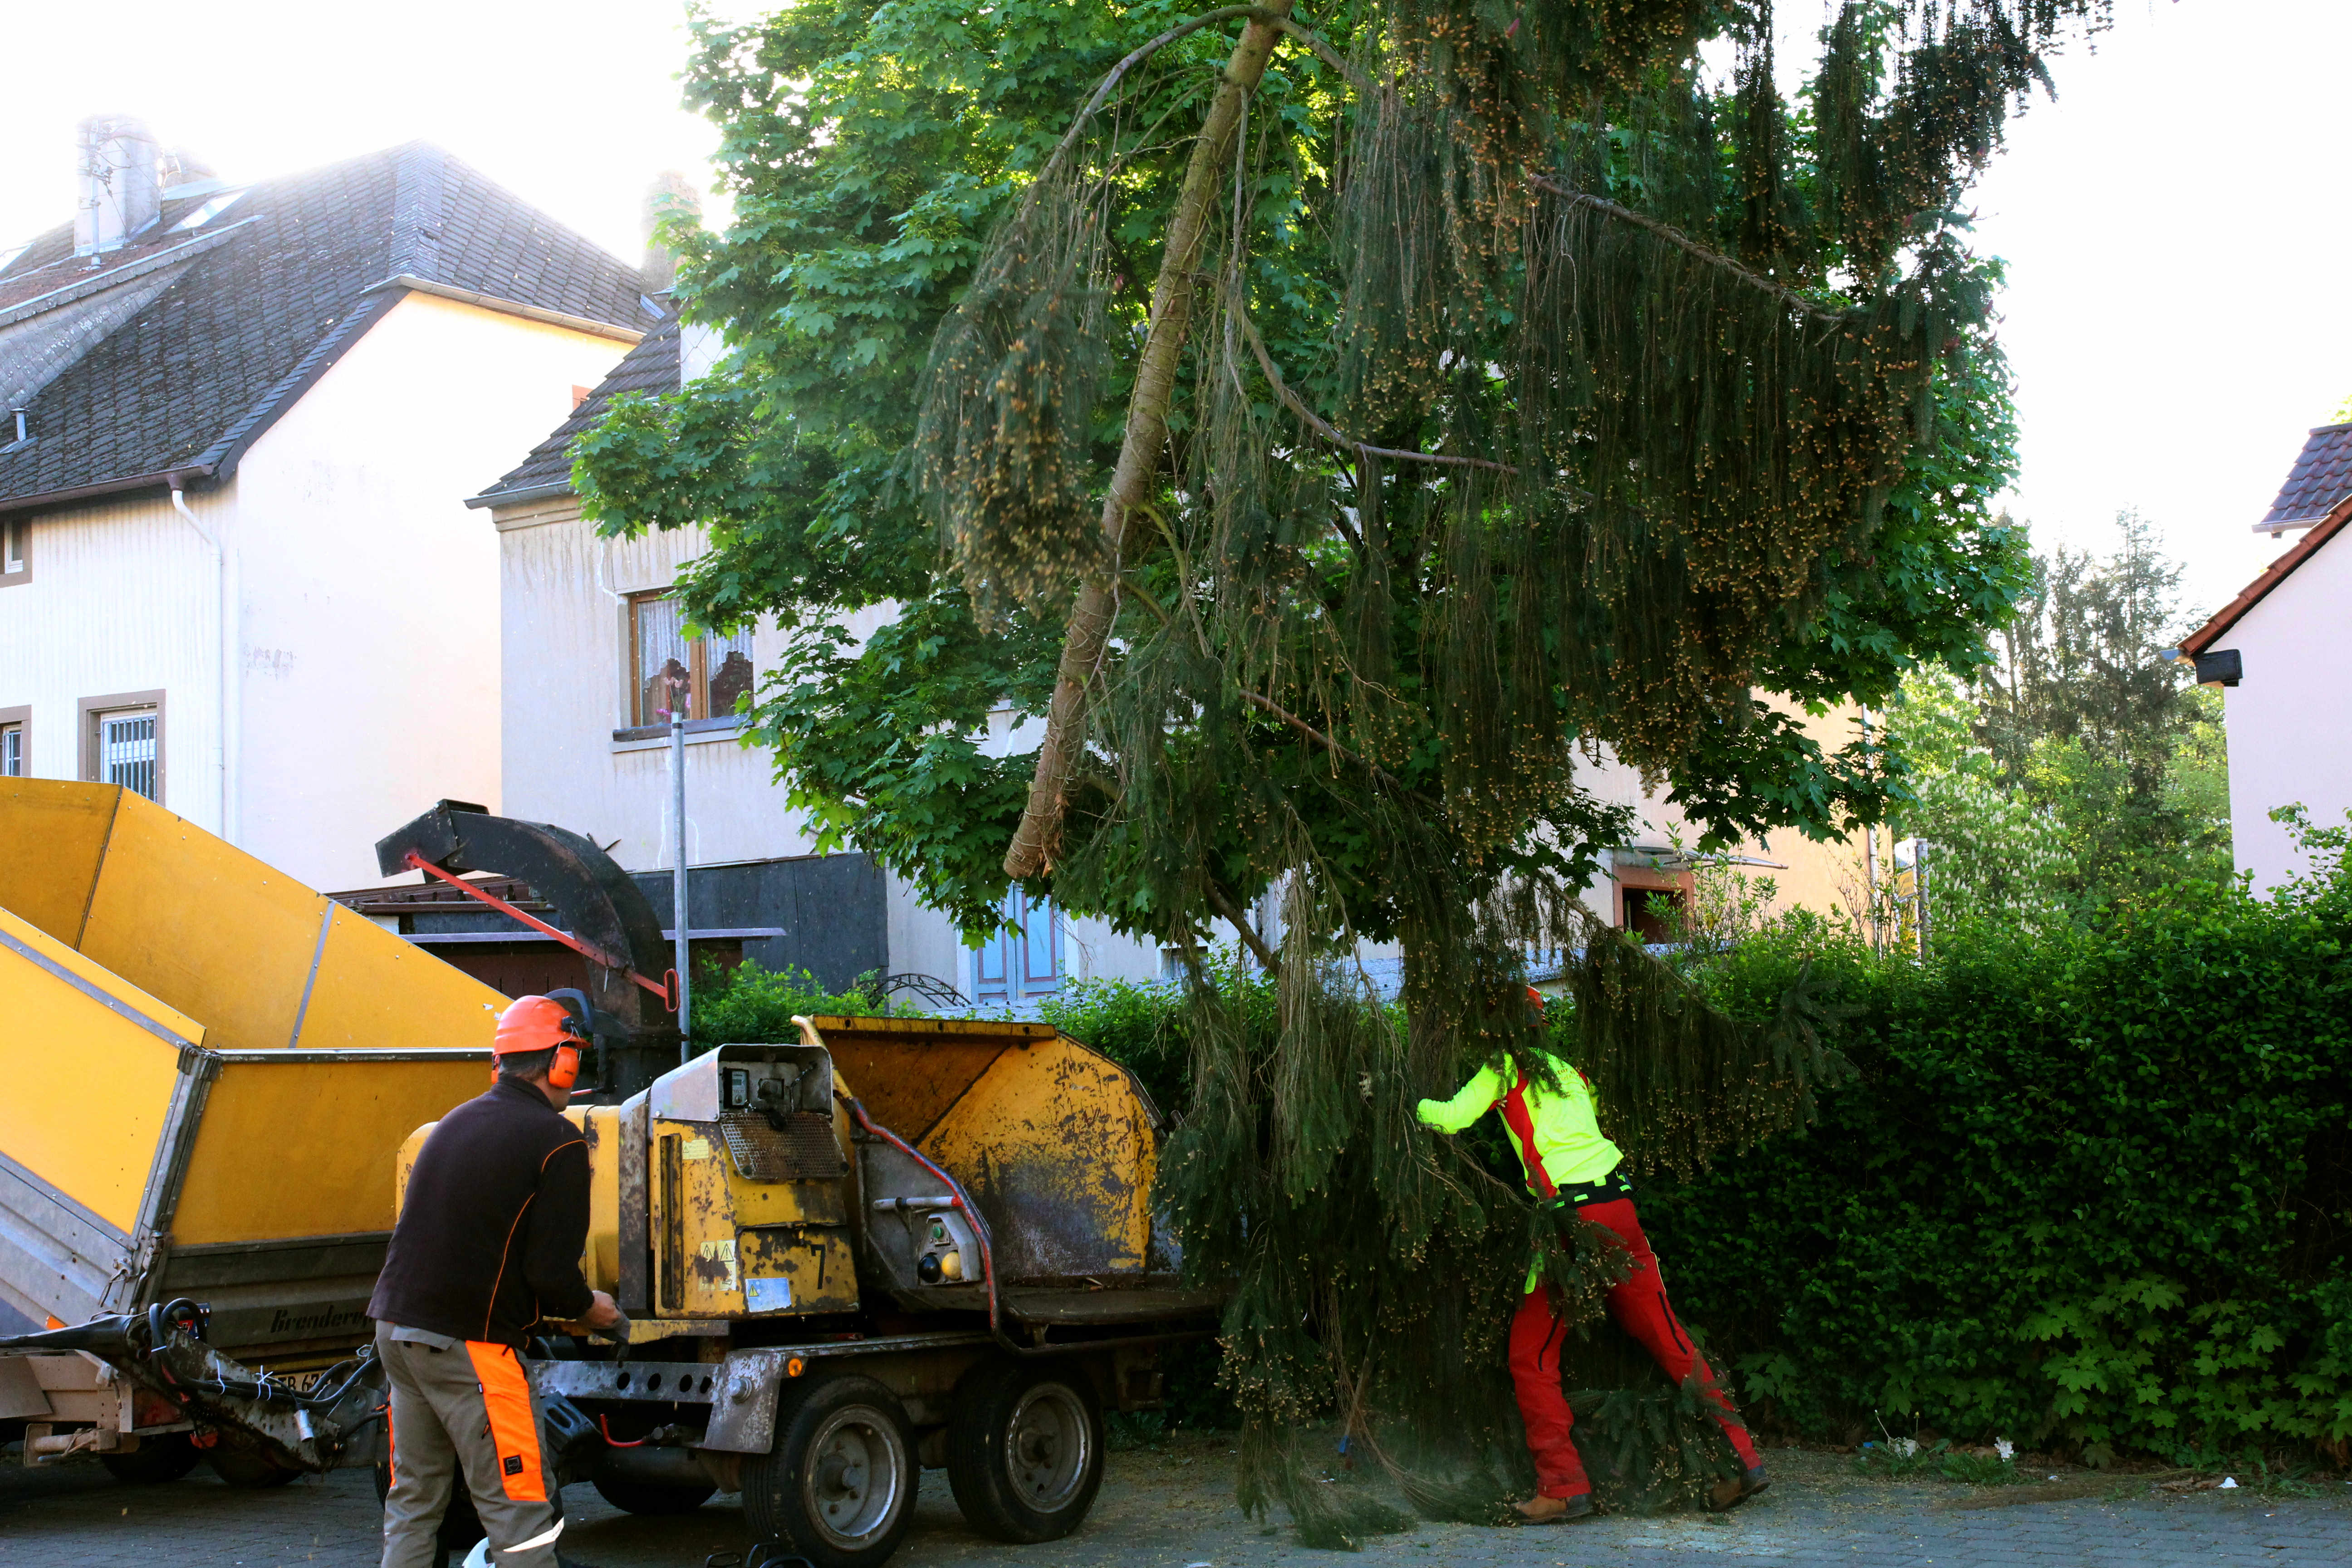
top-left (549, 1043), bottom-right (581, 1093)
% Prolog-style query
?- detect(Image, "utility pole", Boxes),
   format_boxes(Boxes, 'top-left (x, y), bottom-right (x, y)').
top-left (669, 681), bottom-right (692, 1062)
top-left (1859, 708), bottom-right (1882, 953)
top-left (1916, 841), bottom-right (1931, 959)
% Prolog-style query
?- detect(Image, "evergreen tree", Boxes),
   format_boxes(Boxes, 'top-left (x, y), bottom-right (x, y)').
top-left (1977, 512), bottom-right (2231, 904)
top-left (580, 0), bottom-right (2116, 1529)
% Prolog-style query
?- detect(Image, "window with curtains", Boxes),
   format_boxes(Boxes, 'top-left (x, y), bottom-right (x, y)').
top-left (628, 591), bottom-right (756, 726)
top-left (973, 885), bottom-right (1063, 1008)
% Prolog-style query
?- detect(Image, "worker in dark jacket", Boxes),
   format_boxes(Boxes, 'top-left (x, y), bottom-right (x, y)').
top-left (369, 994), bottom-right (620, 1568)
top-left (1416, 989), bottom-right (1765, 1522)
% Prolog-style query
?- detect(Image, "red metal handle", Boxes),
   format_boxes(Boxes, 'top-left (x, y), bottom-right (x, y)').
top-left (403, 853), bottom-right (674, 1004)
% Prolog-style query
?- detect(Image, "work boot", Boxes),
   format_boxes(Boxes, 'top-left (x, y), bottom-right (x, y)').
top-left (1706, 1465), bottom-right (1769, 1512)
top-left (1514, 1492), bottom-right (1595, 1523)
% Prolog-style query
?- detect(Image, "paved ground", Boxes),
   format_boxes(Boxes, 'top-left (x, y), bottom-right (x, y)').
top-left (5, 1439), bottom-right (2351, 1568)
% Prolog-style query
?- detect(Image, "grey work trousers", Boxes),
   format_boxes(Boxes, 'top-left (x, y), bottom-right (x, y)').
top-left (378, 1323), bottom-right (564, 1568)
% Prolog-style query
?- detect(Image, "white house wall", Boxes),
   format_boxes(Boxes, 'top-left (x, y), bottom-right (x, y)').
top-left (2220, 535), bottom-right (2352, 891)
top-left (0, 485), bottom-right (229, 827)
top-left (225, 291), bottom-right (633, 889)
top-left (499, 510), bottom-right (820, 872)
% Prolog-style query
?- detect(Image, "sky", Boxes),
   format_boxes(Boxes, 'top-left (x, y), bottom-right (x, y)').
top-left (2, 0), bottom-right (2342, 627)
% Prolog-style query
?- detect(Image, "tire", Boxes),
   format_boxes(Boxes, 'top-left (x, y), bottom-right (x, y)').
top-left (741, 1374), bottom-right (917, 1568)
top-left (592, 1475), bottom-right (718, 1514)
top-left (206, 1445), bottom-right (302, 1488)
top-left (945, 1360), bottom-right (1104, 1543)
top-left (373, 1457), bottom-right (486, 1564)
top-left (100, 1432), bottom-right (201, 1484)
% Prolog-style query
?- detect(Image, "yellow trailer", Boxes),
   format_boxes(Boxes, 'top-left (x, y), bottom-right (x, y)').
top-left (0, 781), bottom-right (504, 1479)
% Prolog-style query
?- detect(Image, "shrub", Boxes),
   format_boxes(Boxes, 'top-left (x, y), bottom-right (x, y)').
top-left (686, 960), bottom-right (887, 1049)
top-left (1642, 845), bottom-right (2352, 1462)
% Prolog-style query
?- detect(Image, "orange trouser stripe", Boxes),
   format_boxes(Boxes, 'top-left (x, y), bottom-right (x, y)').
top-left (463, 1340), bottom-right (547, 1503)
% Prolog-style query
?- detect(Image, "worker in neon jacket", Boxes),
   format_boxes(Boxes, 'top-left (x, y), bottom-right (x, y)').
top-left (1416, 989), bottom-right (1765, 1522)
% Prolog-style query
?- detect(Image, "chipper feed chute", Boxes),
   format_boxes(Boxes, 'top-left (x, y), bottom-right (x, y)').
top-left (0, 780), bottom-right (502, 1357)
top-left (809, 1015), bottom-right (1163, 1283)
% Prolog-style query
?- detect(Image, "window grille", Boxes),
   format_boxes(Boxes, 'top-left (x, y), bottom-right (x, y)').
top-left (99, 710), bottom-right (157, 799)
top-left (0, 725), bottom-right (21, 777)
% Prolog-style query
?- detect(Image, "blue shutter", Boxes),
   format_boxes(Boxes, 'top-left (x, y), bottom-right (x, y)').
top-left (1017, 892), bottom-right (1062, 999)
top-left (973, 900), bottom-right (1010, 1006)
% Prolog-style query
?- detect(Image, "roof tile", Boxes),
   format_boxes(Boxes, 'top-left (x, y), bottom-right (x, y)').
top-left (2258, 423), bottom-right (2352, 531)
top-left (0, 142), bottom-right (645, 508)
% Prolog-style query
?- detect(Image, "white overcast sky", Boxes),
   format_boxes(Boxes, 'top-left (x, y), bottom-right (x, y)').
top-left (2, 0), bottom-right (2341, 626)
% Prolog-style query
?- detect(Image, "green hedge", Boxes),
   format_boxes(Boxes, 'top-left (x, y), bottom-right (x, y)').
top-left (696, 861), bottom-right (2352, 1463)
top-left (1640, 860), bottom-right (2352, 1464)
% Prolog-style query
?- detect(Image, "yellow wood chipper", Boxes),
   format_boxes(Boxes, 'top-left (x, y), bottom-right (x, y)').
top-left (0, 781), bottom-right (1215, 1568)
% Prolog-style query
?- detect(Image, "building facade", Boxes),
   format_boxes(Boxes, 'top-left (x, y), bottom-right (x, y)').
top-left (2178, 422), bottom-right (2352, 892)
top-left (472, 318), bottom-right (1167, 1004)
top-left (0, 126), bottom-right (650, 890)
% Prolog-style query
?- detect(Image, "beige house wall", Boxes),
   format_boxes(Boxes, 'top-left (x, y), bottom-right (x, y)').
top-left (1574, 699), bottom-right (1874, 930)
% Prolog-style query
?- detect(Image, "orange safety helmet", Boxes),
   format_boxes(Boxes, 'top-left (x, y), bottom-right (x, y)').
top-left (493, 993), bottom-right (590, 1091)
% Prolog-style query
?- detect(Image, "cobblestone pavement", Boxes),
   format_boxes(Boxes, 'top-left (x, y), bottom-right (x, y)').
top-left (5, 1442), bottom-right (2350, 1568)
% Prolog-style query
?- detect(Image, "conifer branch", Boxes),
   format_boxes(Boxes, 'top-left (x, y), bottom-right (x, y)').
top-left (1202, 878), bottom-right (1280, 970)
top-left (1268, 18), bottom-right (1377, 95)
top-left (1236, 690), bottom-right (1400, 787)
top-left (1235, 308), bottom-right (1520, 475)
top-left (1526, 173), bottom-right (1850, 326)
top-left (1037, 7), bottom-right (1284, 196)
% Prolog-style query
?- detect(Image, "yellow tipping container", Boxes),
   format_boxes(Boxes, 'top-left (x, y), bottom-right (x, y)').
top-left (0, 781), bottom-right (503, 1357)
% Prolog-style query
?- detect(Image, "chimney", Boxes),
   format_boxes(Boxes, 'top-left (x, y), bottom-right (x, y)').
top-left (75, 115), bottom-right (167, 256)
top-left (639, 172), bottom-right (701, 293)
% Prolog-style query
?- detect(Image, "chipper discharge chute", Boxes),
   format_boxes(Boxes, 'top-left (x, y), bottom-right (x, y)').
top-left (402, 1012), bottom-right (1219, 1568)
top-left (0, 779), bottom-right (505, 1483)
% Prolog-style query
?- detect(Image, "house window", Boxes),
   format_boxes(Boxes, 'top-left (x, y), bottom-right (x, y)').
top-left (80, 693), bottom-right (163, 801)
top-left (0, 710), bottom-right (24, 776)
top-left (974, 885), bottom-right (1063, 1008)
top-left (629, 591), bottom-right (755, 726)
top-left (98, 710), bottom-right (158, 799)
top-left (1622, 887), bottom-right (1683, 946)
top-left (1, 517), bottom-right (27, 586)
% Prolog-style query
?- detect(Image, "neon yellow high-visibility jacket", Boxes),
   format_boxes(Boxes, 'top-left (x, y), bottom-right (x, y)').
top-left (1415, 1055), bottom-right (1622, 1197)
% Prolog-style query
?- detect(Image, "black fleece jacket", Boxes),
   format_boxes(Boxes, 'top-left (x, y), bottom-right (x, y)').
top-left (368, 1078), bottom-right (594, 1347)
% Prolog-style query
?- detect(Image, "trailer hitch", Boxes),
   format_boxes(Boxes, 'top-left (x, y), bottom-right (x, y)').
top-left (0, 1298), bottom-right (382, 1473)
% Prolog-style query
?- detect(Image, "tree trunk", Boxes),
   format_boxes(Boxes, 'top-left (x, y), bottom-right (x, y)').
top-left (1003, 0), bottom-right (1296, 878)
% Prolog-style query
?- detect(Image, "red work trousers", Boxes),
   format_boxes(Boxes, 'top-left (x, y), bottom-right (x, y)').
top-left (1509, 1196), bottom-right (1759, 1499)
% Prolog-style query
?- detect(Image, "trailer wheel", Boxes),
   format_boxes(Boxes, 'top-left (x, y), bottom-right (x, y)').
top-left (99, 1433), bottom-right (201, 1484)
top-left (945, 1361), bottom-right (1104, 1542)
top-left (591, 1475), bottom-right (718, 1514)
top-left (206, 1446), bottom-right (303, 1488)
top-left (741, 1374), bottom-right (916, 1568)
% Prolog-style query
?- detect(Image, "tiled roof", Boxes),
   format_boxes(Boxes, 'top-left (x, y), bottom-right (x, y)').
top-left (2181, 501), bottom-right (2350, 657)
top-left (469, 309), bottom-right (680, 506)
top-left (0, 143), bottom-right (649, 510)
top-left (2257, 423), bottom-right (2352, 534)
